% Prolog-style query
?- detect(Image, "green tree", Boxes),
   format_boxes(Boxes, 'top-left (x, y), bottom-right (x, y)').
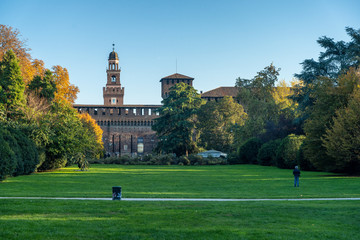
top-left (276, 134), bottom-right (305, 169)
top-left (235, 64), bottom-right (280, 144)
top-left (28, 69), bottom-right (57, 101)
top-left (237, 137), bottom-right (263, 164)
top-left (257, 139), bottom-right (281, 166)
top-left (0, 49), bottom-right (25, 119)
top-left (152, 82), bottom-right (205, 156)
top-left (197, 96), bottom-right (247, 152)
top-left (38, 101), bottom-right (84, 170)
top-left (293, 27), bottom-right (360, 120)
top-left (322, 86), bottom-right (360, 174)
top-left (302, 68), bottom-right (359, 171)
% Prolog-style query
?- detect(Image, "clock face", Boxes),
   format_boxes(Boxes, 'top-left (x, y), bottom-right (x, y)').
top-left (111, 98), bottom-right (116, 104)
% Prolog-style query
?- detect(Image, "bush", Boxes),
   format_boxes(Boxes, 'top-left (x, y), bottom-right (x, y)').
top-left (296, 144), bottom-right (315, 171)
top-left (227, 152), bottom-right (239, 165)
top-left (0, 129), bottom-right (16, 180)
top-left (188, 154), bottom-right (204, 165)
top-left (88, 153), bottom-right (228, 166)
top-left (205, 156), bottom-right (227, 165)
top-left (0, 125), bottom-right (39, 179)
top-left (257, 139), bottom-right (281, 166)
top-left (2, 128), bottom-right (22, 176)
top-left (178, 156), bottom-right (190, 165)
top-left (238, 138), bottom-right (263, 164)
top-left (8, 128), bottom-right (38, 175)
top-left (275, 134), bottom-right (305, 169)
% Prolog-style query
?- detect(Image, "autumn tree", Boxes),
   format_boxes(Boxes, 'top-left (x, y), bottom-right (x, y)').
top-left (78, 112), bottom-right (104, 158)
top-left (52, 65), bottom-right (79, 104)
top-left (197, 96), bottom-right (247, 153)
top-left (152, 82), bottom-right (205, 156)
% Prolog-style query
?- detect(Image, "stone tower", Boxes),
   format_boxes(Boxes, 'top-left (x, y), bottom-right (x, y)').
top-left (103, 45), bottom-right (125, 106)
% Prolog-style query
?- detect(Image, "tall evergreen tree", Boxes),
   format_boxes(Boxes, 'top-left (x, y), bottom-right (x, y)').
top-left (0, 49), bottom-right (25, 119)
top-left (293, 27), bottom-right (360, 117)
top-left (28, 69), bottom-right (57, 101)
top-left (152, 82), bottom-right (204, 156)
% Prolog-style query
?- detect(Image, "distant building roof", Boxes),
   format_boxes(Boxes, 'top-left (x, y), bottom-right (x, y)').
top-left (201, 87), bottom-right (238, 98)
top-left (160, 73), bottom-right (194, 82)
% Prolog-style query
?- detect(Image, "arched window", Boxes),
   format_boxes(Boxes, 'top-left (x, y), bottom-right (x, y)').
top-left (111, 76), bottom-right (116, 82)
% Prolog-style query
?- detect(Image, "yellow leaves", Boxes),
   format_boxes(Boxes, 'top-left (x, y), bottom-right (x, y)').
top-left (272, 79), bottom-right (298, 111)
top-left (52, 65), bottom-right (79, 105)
top-left (78, 113), bottom-right (103, 147)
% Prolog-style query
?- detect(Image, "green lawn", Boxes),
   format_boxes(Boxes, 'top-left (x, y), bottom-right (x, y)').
top-left (0, 164), bottom-right (359, 239)
top-left (0, 164), bottom-right (359, 199)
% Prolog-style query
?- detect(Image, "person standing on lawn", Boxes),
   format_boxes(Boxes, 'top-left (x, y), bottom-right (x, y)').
top-left (293, 166), bottom-right (301, 187)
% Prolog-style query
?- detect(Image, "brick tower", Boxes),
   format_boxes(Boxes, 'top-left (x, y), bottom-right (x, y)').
top-left (103, 45), bottom-right (125, 106)
top-left (160, 73), bottom-right (194, 99)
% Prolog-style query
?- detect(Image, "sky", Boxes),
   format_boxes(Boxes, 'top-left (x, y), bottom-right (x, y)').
top-left (1, 0), bottom-right (359, 105)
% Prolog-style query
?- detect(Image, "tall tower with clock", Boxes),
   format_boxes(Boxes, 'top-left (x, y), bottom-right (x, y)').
top-left (103, 44), bottom-right (124, 106)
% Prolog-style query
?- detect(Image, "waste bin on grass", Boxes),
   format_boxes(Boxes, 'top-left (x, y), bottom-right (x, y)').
top-left (112, 186), bottom-right (122, 200)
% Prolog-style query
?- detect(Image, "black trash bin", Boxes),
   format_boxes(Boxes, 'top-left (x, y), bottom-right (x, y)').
top-left (112, 186), bottom-right (122, 200)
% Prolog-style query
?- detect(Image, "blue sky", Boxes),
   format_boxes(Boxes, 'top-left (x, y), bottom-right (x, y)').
top-left (1, 0), bottom-right (359, 105)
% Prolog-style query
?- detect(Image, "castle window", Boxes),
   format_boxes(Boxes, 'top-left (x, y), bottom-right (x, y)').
top-left (172, 80), bottom-right (174, 84)
top-left (141, 109), bottom-right (145, 115)
top-left (112, 76), bottom-right (116, 82)
top-left (167, 80), bottom-right (169, 84)
top-left (148, 109), bottom-right (152, 115)
top-left (110, 109), bottom-right (113, 115)
top-left (133, 109), bottom-right (137, 115)
top-left (125, 108), bottom-right (128, 115)
top-left (94, 108), bottom-right (98, 115)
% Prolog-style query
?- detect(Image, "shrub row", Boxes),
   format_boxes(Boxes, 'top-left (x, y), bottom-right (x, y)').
top-left (88, 153), bottom-right (227, 166)
top-left (0, 125), bottom-right (39, 180)
top-left (233, 134), bottom-right (314, 170)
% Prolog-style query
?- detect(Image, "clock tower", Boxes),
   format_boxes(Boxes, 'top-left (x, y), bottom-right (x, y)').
top-left (103, 44), bottom-right (124, 106)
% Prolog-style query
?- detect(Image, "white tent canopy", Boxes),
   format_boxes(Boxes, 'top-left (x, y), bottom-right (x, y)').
top-left (197, 150), bottom-right (227, 158)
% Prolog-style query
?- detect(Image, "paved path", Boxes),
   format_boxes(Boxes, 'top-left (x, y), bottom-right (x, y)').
top-left (1, 197), bottom-right (360, 201)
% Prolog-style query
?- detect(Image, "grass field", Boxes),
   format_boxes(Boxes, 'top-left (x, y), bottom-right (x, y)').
top-left (1, 164), bottom-right (359, 239)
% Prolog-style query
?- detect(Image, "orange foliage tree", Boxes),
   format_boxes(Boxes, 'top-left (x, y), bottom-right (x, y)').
top-left (0, 25), bottom-right (47, 85)
top-left (52, 65), bottom-right (79, 104)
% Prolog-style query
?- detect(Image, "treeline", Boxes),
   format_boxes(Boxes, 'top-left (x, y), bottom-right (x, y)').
top-left (152, 27), bottom-right (360, 174)
top-left (0, 25), bottom-right (103, 180)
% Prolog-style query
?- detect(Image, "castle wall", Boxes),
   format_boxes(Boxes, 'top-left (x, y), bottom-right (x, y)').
top-left (74, 105), bottom-right (161, 156)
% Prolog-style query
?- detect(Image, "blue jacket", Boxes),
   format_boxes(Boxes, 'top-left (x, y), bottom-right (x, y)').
top-left (293, 169), bottom-right (300, 177)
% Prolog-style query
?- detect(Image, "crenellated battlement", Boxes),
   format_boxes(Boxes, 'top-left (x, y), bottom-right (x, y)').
top-left (103, 86), bottom-right (124, 94)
